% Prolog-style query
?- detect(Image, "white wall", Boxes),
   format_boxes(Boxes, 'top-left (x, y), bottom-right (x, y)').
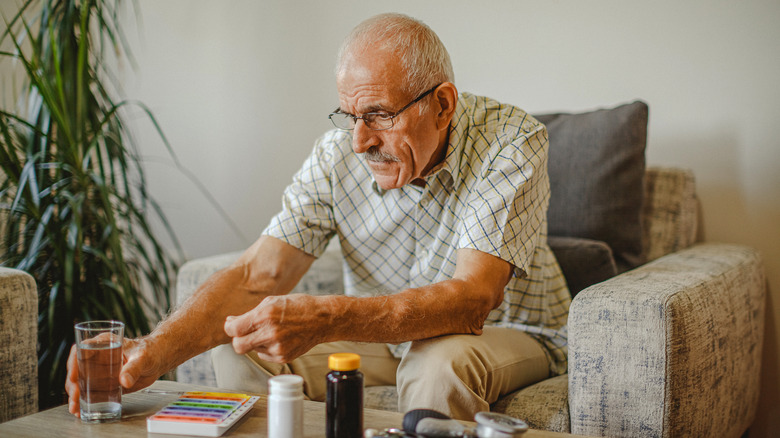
top-left (118, 1), bottom-right (779, 434)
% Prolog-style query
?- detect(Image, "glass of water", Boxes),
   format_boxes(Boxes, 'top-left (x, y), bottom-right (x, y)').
top-left (74, 320), bottom-right (124, 423)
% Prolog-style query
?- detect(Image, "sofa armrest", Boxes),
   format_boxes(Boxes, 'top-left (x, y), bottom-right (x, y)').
top-left (174, 247), bottom-right (344, 385)
top-left (0, 267), bottom-right (38, 422)
top-left (568, 243), bottom-right (765, 438)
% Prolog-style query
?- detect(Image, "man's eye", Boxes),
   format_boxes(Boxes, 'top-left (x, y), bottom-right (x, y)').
top-left (365, 112), bottom-right (392, 121)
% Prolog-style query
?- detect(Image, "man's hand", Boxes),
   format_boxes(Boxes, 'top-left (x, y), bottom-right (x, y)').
top-left (224, 294), bottom-right (328, 363)
top-left (65, 337), bottom-right (165, 417)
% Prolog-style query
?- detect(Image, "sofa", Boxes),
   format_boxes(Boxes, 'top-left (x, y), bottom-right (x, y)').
top-left (0, 267), bottom-right (38, 423)
top-left (175, 101), bottom-right (766, 437)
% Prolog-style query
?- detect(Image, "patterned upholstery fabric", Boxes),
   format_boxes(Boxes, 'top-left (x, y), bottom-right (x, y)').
top-left (642, 167), bottom-right (698, 262)
top-left (364, 385), bottom-right (400, 411)
top-left (0, 267), bottom-right (38, 422)
top-left (569, 243), bottom-right (764, 437)
top-left (492, 375), bottom-right (570, 432)
top-left (174, 167), bottom-right (766, 437)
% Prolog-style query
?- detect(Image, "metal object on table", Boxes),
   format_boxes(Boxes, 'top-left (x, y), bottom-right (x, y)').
top-left (474, 412), bottom-right (528, 437)
top-left (364, 428), bottom-right (416, 437)
top-left (392, 409), bottom-right (527, 438)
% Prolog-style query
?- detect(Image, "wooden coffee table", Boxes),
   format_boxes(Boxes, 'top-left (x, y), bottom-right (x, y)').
top-left (0, 380), bottom-right (581, 437)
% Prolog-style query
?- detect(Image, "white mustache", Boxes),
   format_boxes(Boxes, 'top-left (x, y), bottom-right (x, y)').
top-left (364, 147), bottom-right (400, 163)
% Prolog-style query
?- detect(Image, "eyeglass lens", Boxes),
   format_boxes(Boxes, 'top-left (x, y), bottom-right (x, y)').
top-left (329, 113), bottom-right (393, 130)
top-left (329, 83), bottom-right (441, 131)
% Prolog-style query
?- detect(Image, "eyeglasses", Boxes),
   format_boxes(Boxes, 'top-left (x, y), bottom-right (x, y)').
top-left (328, 83), bottom-right (442, 131)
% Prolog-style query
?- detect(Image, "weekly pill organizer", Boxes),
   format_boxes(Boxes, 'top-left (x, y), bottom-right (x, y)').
top-left (146, 391), bottom-right (260, 436)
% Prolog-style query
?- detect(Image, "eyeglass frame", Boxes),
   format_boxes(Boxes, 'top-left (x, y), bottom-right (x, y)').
top-left (328, 83), bottom-right (443, 131)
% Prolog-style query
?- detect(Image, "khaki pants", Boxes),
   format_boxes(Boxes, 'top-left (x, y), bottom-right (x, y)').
top-left (211, 326), bottom-right (549, 420)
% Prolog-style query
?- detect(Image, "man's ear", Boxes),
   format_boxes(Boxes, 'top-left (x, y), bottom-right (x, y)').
top-left (434, 82), bottom-right (458, 131)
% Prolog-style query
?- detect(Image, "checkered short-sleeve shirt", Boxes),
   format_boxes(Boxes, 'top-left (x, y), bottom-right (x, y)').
top-left (263, 92), bottom-right (570, 375)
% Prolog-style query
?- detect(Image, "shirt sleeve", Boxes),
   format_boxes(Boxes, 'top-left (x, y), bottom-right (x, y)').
top-left (458, 121), bottom-right (550, 275)
top-left (262, 132), bottom-right (340, 257)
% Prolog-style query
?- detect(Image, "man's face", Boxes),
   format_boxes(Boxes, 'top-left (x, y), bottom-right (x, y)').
top-left (336, 49), bottom-right (445, 190)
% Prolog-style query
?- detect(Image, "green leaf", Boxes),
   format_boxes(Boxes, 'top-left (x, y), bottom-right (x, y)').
top-left (1, 0), bottom-right (185, 409)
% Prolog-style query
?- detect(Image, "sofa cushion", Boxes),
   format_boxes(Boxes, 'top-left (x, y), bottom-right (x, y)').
top-left (492, 374), bottom-right (570, 433)
top-left (535, 101), bottom-right (648, 272)
top-left (548, 236), bottom-right (618, 297)
top-left (364, 385), bottom-right (399, 412)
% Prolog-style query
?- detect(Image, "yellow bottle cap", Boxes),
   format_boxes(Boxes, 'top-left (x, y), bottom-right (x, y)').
top-left (328, 353), bottom-right (361, 371)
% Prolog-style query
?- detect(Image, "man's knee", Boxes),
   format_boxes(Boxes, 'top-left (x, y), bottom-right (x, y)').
top-left (395, 334), bottom-right (492, 418)
top-left (397, 334), bottom-right (487, 394)
top-left (395, 329), bottom-right (550, 419)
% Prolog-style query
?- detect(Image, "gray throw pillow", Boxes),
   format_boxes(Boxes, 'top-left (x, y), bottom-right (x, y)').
top-left (547, 236), bottom-right (618, 297)
top-left (535, 101), bottom-right (648, 272)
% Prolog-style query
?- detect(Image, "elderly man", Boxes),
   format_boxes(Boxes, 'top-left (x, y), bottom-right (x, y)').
top-left (66, 13), bottom-right (570, 420)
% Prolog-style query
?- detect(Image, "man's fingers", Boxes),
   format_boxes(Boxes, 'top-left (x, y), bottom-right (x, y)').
top-left (117, 339), bottom-right (165, 393)
top-left (66, 380), bottom-right (80, 415)
top-left (223, 313), bottom-right (254, 338)
top-left (253, 348), bottom-right (281, 364)
top-left (65, 344), bottom-right (80, 416)
top-left (66, 344), bottom-right (79, 383)
top-left (119, 355), bottom-right (142, 389)
top-left (231, 325), bottom-right (270, 355)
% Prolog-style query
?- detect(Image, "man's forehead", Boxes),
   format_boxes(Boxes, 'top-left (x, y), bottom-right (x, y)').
top-left (337, 47), bottom-right (405, 95)
top-left (339, 89), bottom-right (393, 115)
top-left (336, 80), bottom-right (404, 114)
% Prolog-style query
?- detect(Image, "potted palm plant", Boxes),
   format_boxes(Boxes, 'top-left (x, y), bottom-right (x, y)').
top-left (1, 0), bottom-right (183, 408)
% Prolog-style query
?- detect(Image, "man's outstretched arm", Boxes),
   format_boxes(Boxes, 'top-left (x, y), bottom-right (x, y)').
top-left (66, 235), bottom-right (315, 416)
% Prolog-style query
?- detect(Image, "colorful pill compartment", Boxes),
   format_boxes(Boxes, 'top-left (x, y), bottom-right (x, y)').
top-left (147, 391), bottom-right (260, 436)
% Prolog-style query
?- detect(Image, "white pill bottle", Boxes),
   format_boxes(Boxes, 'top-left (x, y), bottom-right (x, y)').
top-left (268, 374), bottom-right (304, 438)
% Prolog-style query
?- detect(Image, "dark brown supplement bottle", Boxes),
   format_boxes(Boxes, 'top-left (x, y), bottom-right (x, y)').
top-left (326, 353), bottom-right (363, 438)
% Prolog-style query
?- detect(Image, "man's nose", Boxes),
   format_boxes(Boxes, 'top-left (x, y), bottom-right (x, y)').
top-left (352, 120), bottom-right (380, 154)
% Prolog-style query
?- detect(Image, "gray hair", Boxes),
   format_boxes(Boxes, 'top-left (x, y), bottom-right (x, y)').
top-left (336, 13), bottom-right (455, 101)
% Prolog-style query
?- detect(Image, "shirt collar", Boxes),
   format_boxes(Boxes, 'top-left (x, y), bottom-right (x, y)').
top-left (430, 93), bottom-right (468, 189)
